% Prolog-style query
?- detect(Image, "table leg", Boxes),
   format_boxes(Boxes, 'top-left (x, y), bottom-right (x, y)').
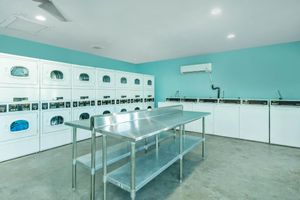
top-left (90, 128), bottom-right (96, 200)
top-left (179, 125), bottom-right (183, 183)
top-left (102, 134), bottom-right (107, 200)
top-left (72, 127), bottom-right (77, 191)
top-left (202, 117), bottom-right (206, 158)
top-left (130, 142), bottom-right (136, 200)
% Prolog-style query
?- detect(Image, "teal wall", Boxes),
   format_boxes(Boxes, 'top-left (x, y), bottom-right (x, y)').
top-left (136, 41), bottom-right (300, 103)
top-left (0, 34), bottom-right (136, 72)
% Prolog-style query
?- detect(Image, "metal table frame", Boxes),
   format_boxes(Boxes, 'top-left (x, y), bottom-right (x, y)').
top-left (98, 108), bottom-right (207, 200)
top-left (65, 105), bottom-right (192, 200)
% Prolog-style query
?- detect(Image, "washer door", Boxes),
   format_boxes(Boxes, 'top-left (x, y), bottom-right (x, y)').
top-left (79, 112), bottom-right (90, 120)
top-left (0, 112), bottom-right (38, 142)
top-left (103, 110), bottom-right (111, 115)
top-left (42, 110), bottom-right (71, 134)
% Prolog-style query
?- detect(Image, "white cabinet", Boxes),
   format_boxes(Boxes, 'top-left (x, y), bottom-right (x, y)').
top-left (214, 100), bottom-right (240, 138)
top-left (193, 103), bottom-right (216, 134)
top-left (0, 54), bottom-right (39, 88)
top-left (270, 103), bottom-right (300, 148)
top-left (181, 101), bottom-right (198, 132)
top-left (72, 65), bottom-right (96, 88)
top-left (240, 101), bottom-right (269, 143)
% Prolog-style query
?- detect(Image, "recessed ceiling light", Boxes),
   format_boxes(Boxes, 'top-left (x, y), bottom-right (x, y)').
top-left (227, 33), bottom-right (236, 39)
top-left (35, 15), bottom-right (46, 21)
top-left (211, 8), bottom-right (222, 15)
top-left (91, 45), bottom-right (102, 50)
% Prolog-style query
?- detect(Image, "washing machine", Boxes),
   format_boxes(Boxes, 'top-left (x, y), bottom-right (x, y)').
top-left (0, 53), bottom-right (39, 88)
top-left (40, 60), bottom-right (72, 89)
top-left (0, 87), bottom-right (39, 162)
top-left (72, 89), bottom-right (96, 141)
top-left (115, 89), bottom-right (132, 113)
top-left (131, 90), bottom-right (144, 111)
top-left (95, 89), bottom-right (116, 115)
top-left (144, 90), bottom-right (155, 110)
top-left (40, 88), bottom-right (72, 150)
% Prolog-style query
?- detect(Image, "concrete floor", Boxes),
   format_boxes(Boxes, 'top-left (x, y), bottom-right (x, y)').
top-left (0, 134), bottom-right (299, 200)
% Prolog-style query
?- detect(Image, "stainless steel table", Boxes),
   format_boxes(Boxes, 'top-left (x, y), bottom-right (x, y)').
top-left (94, 107), bottom-right (209, 200)
top-left (65, 106), bottom-right (184, 200)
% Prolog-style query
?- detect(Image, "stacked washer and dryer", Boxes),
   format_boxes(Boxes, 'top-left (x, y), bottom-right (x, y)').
top-left (0, 54), bottom-right (40, 162)
top-left (0, 52), bottom-right (155, 162)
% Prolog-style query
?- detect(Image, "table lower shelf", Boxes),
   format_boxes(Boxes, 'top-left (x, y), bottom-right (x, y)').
top-left (76, 131), bottom-right (175, 171)
top-left (106, 135), bottom-right (204, 192)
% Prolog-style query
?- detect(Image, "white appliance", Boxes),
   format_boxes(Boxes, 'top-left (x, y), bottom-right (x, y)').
top-left (115, 89), bottom-right (132, 113)
top-left (40, 60), bottom-right (72, 88)
top-left (131, 73), bottom-right (144, 91)
top-left (0, 88), bottom-right (39, 162)
top-left (214, 99), bottom-right (240, 138)
top-left (131, 90), bottom-right (144, 111)
top-left (72, 89), bottom-right (96, 141)
top-left (143, 89), bottom-right (155, 110)
top-left (240, 100), bottom-right (269, 143)
top-left (96, 68), bottom-right (116, 89)
top-left (95, 89), bottom-right (116, 115)
top-left (180, 63), bottom-right (212, 74)
top-left (270, 100), bottom-right (300, 148)
top-left (143, 75), bottom-right (154, 91)
top-left (40, 88), bottom-right (72, 150)
top-left (115, 71), bottom-right (132, 90)
top-left (0, 53), bottom-right (39, 88)
top-left (72, 65), bottom-right (96, 89)
top-left (180, 99), bottom-right (197, 132)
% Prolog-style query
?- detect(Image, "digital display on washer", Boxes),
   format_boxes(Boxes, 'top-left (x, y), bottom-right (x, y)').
top-left (49, 102), bottom-right (65, 109)
top-left (0, 105), bottom-right (7, 113)
top-left (9, 103), bottom-right (31, 112)
top-left (31, 103), bottom-right (39, 110)
top-left (79, 101), bottom-right (91, 107)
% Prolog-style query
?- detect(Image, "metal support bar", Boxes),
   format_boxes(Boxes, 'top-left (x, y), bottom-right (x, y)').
top-left (130, 142), bottom-right (136, 200)
top-left (72, 127), bottom-right (77, 191)
top-left (90, 128), bottom-right (96, 200)
top-left (202, 117), bottom-right (205, 158)
top-left (102, 134), bottom-right (107, 200)
top-left (155, 134), bottom-right (159, 151)
top-left (179, 125), bottom-right (183, 183)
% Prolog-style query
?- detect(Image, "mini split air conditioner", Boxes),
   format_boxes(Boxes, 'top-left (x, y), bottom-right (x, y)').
top-left (180, 63), bottom-right (212, 74)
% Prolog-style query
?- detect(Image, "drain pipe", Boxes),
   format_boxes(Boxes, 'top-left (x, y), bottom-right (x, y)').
top-left (209, 73), bottom-right (221, 99)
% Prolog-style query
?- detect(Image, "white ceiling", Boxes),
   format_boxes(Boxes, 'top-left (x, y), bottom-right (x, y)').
top-left (0, 0), bottom-right (300, 64)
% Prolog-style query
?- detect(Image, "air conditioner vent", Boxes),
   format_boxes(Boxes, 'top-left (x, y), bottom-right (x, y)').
top-left (0, 16), bottom-right (48, 34)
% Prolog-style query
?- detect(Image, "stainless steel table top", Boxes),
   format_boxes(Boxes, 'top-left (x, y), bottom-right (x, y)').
top-left (65, 119), bottom-right (91, 130)
top-left (97, 111), bottom-right (209, 142)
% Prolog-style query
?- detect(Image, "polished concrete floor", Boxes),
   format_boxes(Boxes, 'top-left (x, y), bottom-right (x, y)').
top-left (0, 134), bottom-right (300, 200)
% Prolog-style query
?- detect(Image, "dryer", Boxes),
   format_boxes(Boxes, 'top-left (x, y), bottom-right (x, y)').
top-left (95, 89), bottom-right (116, 115)
top-left (40, 60), bottom-right (72, 89)
top-left (143, 75), bottom-right (155, 91)
top-left (0, 88), bottom-right (39, 162)
top-left (144, 90), bottom-right (155, 110)
top-left (72, 65), bottom-right (96, 89)
top-left (0, 53), bottom-right (39, 88)
top-left (72, 89), bottom-right (96, 141)
top-left (40, 88), bottom-right (72, 150)
top-left (115, 89), bottom-right (132, 113)
top-left (97, 68), bottom-right (116, 89)
top-left (131, 90), bottom-right (144, 111)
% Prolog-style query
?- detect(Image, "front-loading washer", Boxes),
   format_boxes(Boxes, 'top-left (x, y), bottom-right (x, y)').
top-left (0, 87), bottom-right (39, 162)
top-left (40, 88), bottom-right (72, 150)
top-left (95, 89), bottom-right (116, 115)
top-left (72, 89), bottom-right (96, 141)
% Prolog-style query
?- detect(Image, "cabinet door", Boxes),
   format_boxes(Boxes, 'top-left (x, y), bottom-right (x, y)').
top-left (270, 106), bottom-right (300, 147)
top-left (240, 105), bottom-right (269, 142)
top-left (193, 103), bottom-right (215, 134)
top-left (214, 104), bottom-right (240, 138)
top-left (182, 102), bottom-right (195, 132)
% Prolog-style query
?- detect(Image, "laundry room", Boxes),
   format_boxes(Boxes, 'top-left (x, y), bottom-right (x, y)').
top-left (0, 1), bottom-right (299, 200)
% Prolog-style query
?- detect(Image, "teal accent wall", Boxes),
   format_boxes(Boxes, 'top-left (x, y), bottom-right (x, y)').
top-left (0, 34), bottom-right (136, 72)
top-left (136, 41), bottom-right (300, 103)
